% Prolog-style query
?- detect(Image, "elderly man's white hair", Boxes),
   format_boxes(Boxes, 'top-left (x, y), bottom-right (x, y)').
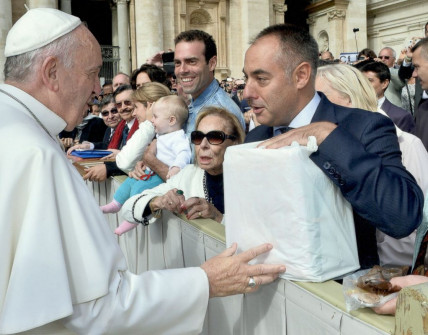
top-left (4, 8), bottom-right (82, 83)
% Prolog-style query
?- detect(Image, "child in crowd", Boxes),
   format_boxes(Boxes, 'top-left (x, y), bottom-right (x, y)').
top-left (101, 95), bottom-right (191, 235)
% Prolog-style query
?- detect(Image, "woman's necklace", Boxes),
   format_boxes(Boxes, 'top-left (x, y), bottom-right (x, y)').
top-left (0, 88), bottom-right (57, 143)
top-left (203, 172), bottom-right (213, 204)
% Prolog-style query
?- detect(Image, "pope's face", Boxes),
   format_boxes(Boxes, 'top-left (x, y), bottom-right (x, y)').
top-left (58, 26), bottom-right (102, 131)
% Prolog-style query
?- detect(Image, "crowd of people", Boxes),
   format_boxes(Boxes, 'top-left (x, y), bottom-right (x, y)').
top-left (2, 6), bottom-right (428, 333)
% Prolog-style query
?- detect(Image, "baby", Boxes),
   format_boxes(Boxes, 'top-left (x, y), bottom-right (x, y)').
top-left (101, 95), bottom-right (191, 235)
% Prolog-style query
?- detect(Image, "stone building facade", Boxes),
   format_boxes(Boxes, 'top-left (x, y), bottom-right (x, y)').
top-left (307, 0), bottom-right (428, 62)
top-left (1, 0), bottom-right (427, 83)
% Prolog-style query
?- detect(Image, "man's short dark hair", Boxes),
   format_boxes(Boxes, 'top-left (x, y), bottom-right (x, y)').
top-left (99, 95), bottom-right (115, 110)
top-left (359, 61), bottom-right (391, 82)
top-left (113, 84), bottom-right (133, 99)
top-left (412, 37), bottom-right (428, 58)
top-left (174, 30), bottom-right (217, 64)
top-left (130, 64), bottom-right (168, 89)
top-left (357, 48), bottom-right (377, 60)
top-left (251, 24), bottom-right (319, 79)
top-left (103, 80), bottom-right (112, 88)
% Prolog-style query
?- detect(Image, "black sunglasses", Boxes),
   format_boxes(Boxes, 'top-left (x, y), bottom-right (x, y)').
top-left (379, 56), bottom-right (390, 60)
top-left (115, 100), bottom-right (133, 109)
top-left (101, 108), bottom-right (119, 117)
top-left (191, 130), bottom-right (237, 145)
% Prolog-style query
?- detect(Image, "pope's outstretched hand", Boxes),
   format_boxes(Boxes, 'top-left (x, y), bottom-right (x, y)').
top-left (201, 243), bottom-right (286, 297)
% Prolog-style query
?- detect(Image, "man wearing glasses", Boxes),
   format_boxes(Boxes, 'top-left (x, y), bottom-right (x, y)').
top-left (111, 84), bottom-right (138, 148)
top-left (378, 47), bottom-right (405, 108)
top-left (67, 96), bottom-right (122, 154)
top-left (84, 85), bottom-right (139, 181)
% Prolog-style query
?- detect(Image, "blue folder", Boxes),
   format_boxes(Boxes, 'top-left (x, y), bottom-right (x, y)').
top-left (70, 150), bottom-right (112, 158)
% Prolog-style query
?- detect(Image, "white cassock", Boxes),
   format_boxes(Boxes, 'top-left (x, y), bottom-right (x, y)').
top-left (0, 84), bottom-right (209, 335)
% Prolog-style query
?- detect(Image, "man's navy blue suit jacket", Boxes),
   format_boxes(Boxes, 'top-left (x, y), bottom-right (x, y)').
top-left (245, 93), bottom-right (424, 268)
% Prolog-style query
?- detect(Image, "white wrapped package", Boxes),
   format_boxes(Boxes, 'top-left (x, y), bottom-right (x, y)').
top-left (224, 137), bottom-right (360, 282)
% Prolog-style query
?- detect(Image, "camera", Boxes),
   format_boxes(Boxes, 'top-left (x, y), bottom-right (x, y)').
top-left (237, 84), bottom-right (245, 90)
top-left (161, 51), bottom-right (175, 75)
top-left (353, 28), bottom-right (359, 33)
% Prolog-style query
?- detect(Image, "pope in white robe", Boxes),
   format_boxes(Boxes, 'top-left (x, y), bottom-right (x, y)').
top-left (0, 83), bottom-right (210, 334)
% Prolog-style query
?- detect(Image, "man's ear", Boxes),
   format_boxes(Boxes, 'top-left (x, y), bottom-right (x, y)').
top-left (208, 55), bottom-right (217, 72)
top-left (40, 56), bottom-right (60, 91)
top-left (381, 79), bottom-right (390, 91)
top-left (293, 62), bottom-right (312, 90)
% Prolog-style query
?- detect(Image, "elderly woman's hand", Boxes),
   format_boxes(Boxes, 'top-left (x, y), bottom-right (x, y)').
top-left (150, 188), bottom-right (186, 214)
top-left (181, 197), bottom-right (223, 223)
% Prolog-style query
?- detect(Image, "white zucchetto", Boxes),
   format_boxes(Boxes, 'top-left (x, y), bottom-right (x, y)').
top-left (5, 8), bottom-right (81, 57)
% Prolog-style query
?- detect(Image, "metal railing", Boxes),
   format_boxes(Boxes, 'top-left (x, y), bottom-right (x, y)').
top-left (78, 172), bottom-right (395, 335)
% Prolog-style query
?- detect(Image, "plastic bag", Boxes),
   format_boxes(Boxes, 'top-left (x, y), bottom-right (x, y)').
top-left (342, 266), bottom-right (406, 311)
top-left (224, 137), bottom-right (359, 282)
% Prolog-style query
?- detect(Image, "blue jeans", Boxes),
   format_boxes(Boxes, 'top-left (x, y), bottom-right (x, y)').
top-left (114, 173), bottom-right (163, 205)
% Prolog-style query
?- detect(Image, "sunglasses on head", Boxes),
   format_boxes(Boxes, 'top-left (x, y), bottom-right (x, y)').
top-left (379, 56), bottom-right (391, 60)
top-left (115, 100), bottom-right (133, 109)
top-left (101, 108), bottom-right (119, 117)
top-left (191, 130), bottom-right (237, 145)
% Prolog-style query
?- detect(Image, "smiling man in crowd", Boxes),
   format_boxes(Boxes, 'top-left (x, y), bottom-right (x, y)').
top-left (141, 30), bottom-right (245, 181)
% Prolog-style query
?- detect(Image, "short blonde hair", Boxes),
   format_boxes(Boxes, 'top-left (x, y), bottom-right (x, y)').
top-left (195, 106), bottom-right (245, 144)
top-left (131, 82), bottom-right (171, 105)
top-left (154, 95), bottom-right (189, 127)
top-left (317, 64), bottom-right (378, 112)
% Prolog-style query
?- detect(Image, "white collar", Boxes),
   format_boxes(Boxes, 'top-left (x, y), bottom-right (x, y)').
top-left (289, 92), bottom-right (321, 128)
top-left (0, 84), bottom-right (67, 136)
top-left (377, 96), bottom-right (386, 108)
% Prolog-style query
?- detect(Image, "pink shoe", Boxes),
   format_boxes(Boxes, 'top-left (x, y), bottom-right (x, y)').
top-left (100, 200), bottom-right (122, 214)
top-left (115, 221), bottom-right (138, 236)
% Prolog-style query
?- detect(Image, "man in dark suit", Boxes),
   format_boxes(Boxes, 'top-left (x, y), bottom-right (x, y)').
top-left (398, 23), bottom-right (428, 149)
top-left (243, 24), bottom-right (423, 269)
top-left (359, 61), bottom-right (415, 133)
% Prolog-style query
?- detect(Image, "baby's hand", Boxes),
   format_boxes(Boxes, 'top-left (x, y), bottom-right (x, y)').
top-left (166, 166), bottom-right (180, 179)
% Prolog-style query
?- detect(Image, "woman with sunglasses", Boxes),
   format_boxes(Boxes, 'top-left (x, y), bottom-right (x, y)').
top-left (67, 95), bottom-right (122, 154)
top-left (120, 106), bottom-right (245, 225)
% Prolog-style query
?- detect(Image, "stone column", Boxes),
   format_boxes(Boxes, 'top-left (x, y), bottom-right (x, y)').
top-left (27, 0), bottom-right (57, 8)
top-left (273, 3), bottom-right (286, 24)
top-left (0, 0), bottom-right (12, 83)
top-left (111, 4), bottom-right (118, 47)
top-left (327, 9), bottom-right (346, 55)
top-left (115, 0), bottom-right (130, 75)
top-left (60, 0), bottom-right (71, 14)
top-left (134, 0), bottom-right (163, 67)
